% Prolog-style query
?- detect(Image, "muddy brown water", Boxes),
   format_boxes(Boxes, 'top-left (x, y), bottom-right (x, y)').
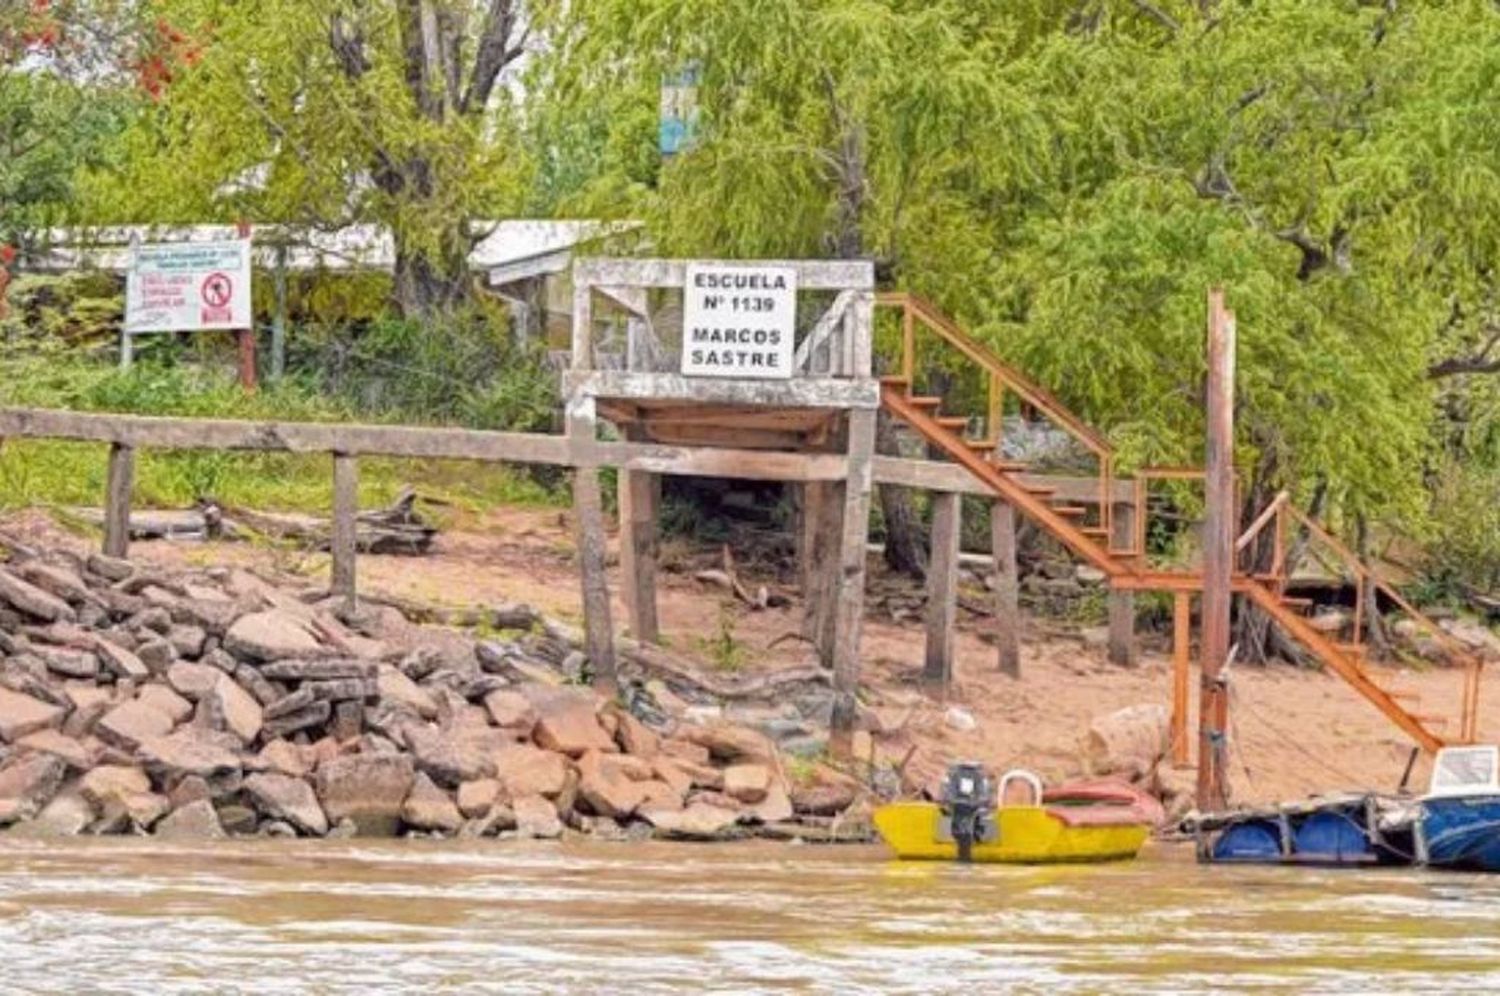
top-left (1, 838), bottom-right (1497, 994)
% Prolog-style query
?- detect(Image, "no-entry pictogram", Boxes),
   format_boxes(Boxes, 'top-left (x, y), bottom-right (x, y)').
top-left (201, 272), bottom-right (233, 308)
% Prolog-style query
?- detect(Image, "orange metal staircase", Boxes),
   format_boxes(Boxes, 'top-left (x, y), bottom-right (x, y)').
top-left (876, 292), bottom-right (1483, 755)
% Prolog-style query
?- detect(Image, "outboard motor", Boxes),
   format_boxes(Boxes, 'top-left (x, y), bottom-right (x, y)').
top-left (941, 761), bottom-right (996, 863)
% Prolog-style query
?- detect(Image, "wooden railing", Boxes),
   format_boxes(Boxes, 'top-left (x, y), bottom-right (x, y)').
top-left (878, 292), bottom-right (1119, 539)
top-left (1236, 493), bottom-right (1484, 743)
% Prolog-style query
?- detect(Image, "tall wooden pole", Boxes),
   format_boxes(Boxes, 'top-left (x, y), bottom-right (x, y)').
top-left (1198, 289), bottom-right (1235, 811)
top-left (235, 220), bottom-right (257, 393)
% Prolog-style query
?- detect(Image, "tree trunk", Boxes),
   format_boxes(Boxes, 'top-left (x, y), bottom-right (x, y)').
top-left (390, 211), bottom-right (472, 319)
top-left (876, 409), bottom-right (928, 577)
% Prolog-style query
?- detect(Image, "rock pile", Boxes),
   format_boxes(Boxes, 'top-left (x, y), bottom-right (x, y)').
top-left (0, 549), bottom-right (865, 842)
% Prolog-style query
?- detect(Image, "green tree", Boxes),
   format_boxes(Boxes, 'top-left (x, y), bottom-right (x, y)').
top-left (84, 0), bottom-right (543, 318)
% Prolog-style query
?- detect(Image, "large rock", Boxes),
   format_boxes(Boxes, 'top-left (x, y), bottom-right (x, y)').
top-left (401, 772), bottom-right (463, 833)
top-left (746, 778), bottom-right (793, 824)
top-left (0, 687), bottom-right (65, 742)
top-left (138, 684), bottom-right (193, 725)
top-left (19, 562), bottom-right (93, 604)
top-left (512, 794), bottom-right (563, 839)
top-left (95, 639), bottom-right (150, 681)
top-left (79, 765), bottom-right (152, 810)
top-left (254, 739), bottom-right (310, 778)
top-left (245, 773), bottom-right (328, 836)
top-left (613, 710), bottom-right (660, 757)
top-left (155, 799), bottom-right (226, 839)
top-left (36, 646), bottom-right (99, 680)
top-left (403, 724), bottom-right (507, 786)
top-left (138, 728), bottom-right (243, 782)
top-left (314, 753), bottom-right (415, 836)
top-left (0, 752), bottom-right (68, 821)
top-left (1084, 704), bottom-right (1170, 779)
top-left (208, 675), bottom-right (263, 745)
top-left (642, 802), bottom-right (740, 840)
top-left (678, 722), bottom-right (776, 764)
top-left (16, 729), bottom-right (94, 771)
top-left (377, 667), bottom-right (438, 720)
top-left (456, 779), bottom-right (501, 818)
top-left (96, 699), bottom-right (174, 751)
top-left (0, 568), bottom-right (76, 623)
top-left (260, 659), bottom-right (374, 682)
top-left (493, 744), bottom-right (570, 798)
top-left (223, 610), bottom-right (323, 661)
top-left (482, 689), bottom-right (537, 734)
top-left (530, 690), bottom-right (615, 757)
top-left (722, 763), bottom-right (771, 804)
top-left (167, 662), bottom-right (222, 700)
top-left (575, 750), bottom-right (647, 819)
top-left (12, 788), bottom-right (93, 837)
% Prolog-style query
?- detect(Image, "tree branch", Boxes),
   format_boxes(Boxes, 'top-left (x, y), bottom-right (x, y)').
top-left (461, 0), bottom-right (523, 115)
top-left (1129, 0), bottom-right (1181, 33)
top-left (1429, 324), bottom-right (1500, 379)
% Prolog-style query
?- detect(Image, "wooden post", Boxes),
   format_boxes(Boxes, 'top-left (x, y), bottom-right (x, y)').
top-left (102, 443), bottom-right (135, 559)
top-left (1198, 289), bottom-right (1235, 811)
top-left (1107, 500), bottom-right (1137, 666)
top-left (992, 500), bottom-right (1021, 678)
top-left (801, 480), bottom-right (842, 667)
top-left (568, 391), bottom-right (618, 696)
top-left (829, 409), bottom-right (875, 759)
top-left (923, 491), bottom-right (960, 689)
top-left (618, 464), bottom-right (660, 643)
top-left (331, 452), bottom-right (358, 614)
top-left (1172, 590), bottom-right (1192, 766)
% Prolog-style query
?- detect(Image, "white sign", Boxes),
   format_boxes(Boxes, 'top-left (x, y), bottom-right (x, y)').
top-left (125, 240), bottom-right (252, 333)
top-left (681, 263), bottom-right (797, 379)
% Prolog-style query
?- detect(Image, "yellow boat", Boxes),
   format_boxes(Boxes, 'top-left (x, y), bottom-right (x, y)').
top-left (874, 767), bottom-right (1161, 864)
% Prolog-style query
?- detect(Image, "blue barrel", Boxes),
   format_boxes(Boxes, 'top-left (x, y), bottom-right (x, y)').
top-left (1212, 819), bottom-right (1282, 861)
top-left (1293, 810), bottom-right (1371, 862)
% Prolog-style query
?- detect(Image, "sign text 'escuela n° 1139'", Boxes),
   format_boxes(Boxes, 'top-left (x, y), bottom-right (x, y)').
top-left (681, 263), bottom-right (797, 379)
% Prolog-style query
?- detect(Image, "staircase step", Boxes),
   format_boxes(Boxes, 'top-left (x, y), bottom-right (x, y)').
top-left (1051, 506), bottom-right (1088, 518)
top-left (1280, 596), bottom-right (1314, 608)
top-left (935, 416), bottom-right (970, 432)
top-left (909, 396), bottom-right (943, 409)
top-left (1025, 485), bottom-right (1058, 497)
top-left (1385, 688), bottom-right (1421, 702)
top-left (1081, 527), bottom-right (1111, 539)
top-left (879, 375), bottom-right (911, 389)
top-left (962, 438), bottom-right (997, 452)
top-left (1335, 642), bottom-right (1367, 657)
top-left (1414, 714), bottom-right (1450, 727)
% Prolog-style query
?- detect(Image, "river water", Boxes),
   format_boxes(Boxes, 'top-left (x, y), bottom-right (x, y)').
top-left (1, 838), bottom-right (1497, 994)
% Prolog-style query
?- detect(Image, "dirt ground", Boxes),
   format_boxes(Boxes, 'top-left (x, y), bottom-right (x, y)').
top-left (4, 505), bottom-right (1483, 807)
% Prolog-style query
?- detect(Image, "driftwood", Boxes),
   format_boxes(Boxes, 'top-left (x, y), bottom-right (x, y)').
top-left (620, 637), bottom-right (830, 699)
top-left (225, 488), bottom-right (436, 555)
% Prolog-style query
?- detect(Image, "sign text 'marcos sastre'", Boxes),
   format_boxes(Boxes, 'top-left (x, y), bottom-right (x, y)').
top-left (681, 263), bottom-right (797, 379)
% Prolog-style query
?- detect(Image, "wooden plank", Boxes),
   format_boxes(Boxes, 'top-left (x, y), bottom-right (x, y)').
top-left (589, 442), bottom-right (848, 482)
top-left (849, 290), bottom-right (874, 379)
top-left (829, 409), bottom-right (876, 759)
top-left (1108, 501), bottom-right (1137, 667)
top-left (574, 257), bottom-right (875, 291)
top-left (331, 453), bottom-right (358, 614)
top-left (992, 500), bottom-right (1021, 678)
top-left (870, 456), bottom-right (1134, 504)
top-left (1172, 591), bottom-right (1192, 766)
top-left (102, 443), bottom-right (134, 559)
top-left (923, 492), bottom-right (961, 689)
top-left (0, 408), bottom-right (572, 464)
top-left (618, 430), bottom-right (660, 644)
top-left (563, 371), bottom-right (880, 410)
